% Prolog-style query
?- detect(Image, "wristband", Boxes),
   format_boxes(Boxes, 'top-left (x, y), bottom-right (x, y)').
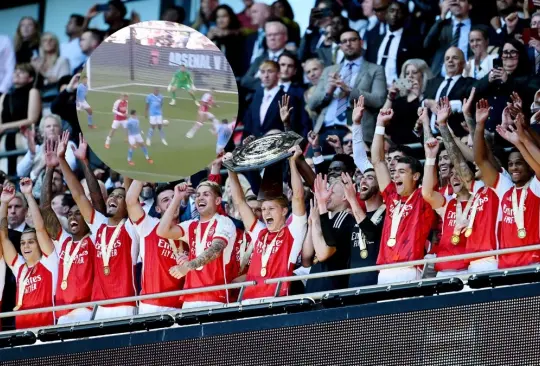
top-left (425, 158), bottom-right (436, 166)
top-left (375, 126), bottom-right (385, 135)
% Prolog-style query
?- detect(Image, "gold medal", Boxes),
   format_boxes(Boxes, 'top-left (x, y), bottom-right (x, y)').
top-left (387, 238), bottom-right (396, 247)
top-left (103, 266), bottom-right (110, 276)
top-left (61, 280), bottom-right (68, 290)
top-left (13, 305), bottom-right (21, 311)
top-left (518, 228), bottom-right (527, 239)
top-left (451, 234), bottom-right (460, 245)
top-left (260, 267), bottom-right (267, 277)
top-left (360, 250), bottom-right (368, 259)
top-left (464, 228), bottom-right (472, 238)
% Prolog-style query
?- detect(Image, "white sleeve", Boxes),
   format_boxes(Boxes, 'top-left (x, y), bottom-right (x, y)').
top-left (112, 100), bottom-right (124, 116)
top-left (0, 37), bottom-right (14, 94)
top-left (65, 141), bottom-right (78, 173)
top-left (352, 124), bottom-right (374, 173)
top-left (248, 220), bottom-right (266, 244)
top-left (177, 220), bottom-right (192, 242)
top-left (471, 180), bottom-right (485, 194)
top-left (530, 176), bottom-right (540, 197)
top-left (9, 255), bottom-right (25, 274)
top-left (0, 257), bottom-right (5, 301)
top-left (312, 155), bottom-right (325, 165)
top-left (495, 172), bottom-right (514, 198)
top-left (287, 214), bottom-right (308, 264)
top-left (214, 216), bottom-right (237, 266)
top-left (449, 100), bottom-right (462, 113)
top-left (435, 199), bottom-right (450, 219)
top-left (86, 209), bottom-right (108, 242)
top-left (133, 213), bottom-right (158, 238)
top-left (125, 219), bottom-right (140, 265)
top-left (16, 147), bottom-right (37, 178)
top-left (53, 228), bottom-right (71, 255)
top-left (41, 250), bottom-right (59, 297)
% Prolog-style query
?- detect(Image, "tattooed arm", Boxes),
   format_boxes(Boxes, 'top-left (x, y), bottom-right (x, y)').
top-left (185, 238), bottom-right (227, 269)
top-left (437, 97), bottom-right (474, 186)
top-left (462, 87), bottom-right (476, 137)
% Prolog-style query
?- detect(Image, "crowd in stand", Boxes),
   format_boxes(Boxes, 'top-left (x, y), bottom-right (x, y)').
top-left (0, 0), bottom-right (540, 331)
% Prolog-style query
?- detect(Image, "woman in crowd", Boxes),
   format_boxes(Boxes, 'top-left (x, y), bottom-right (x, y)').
top-left (14, 17), bottom-right (41, 64)
top-left (0, 63), bottom-right (41, 176)
top-left (272, 0), bottom-right (301, 46)
top-left (383, 59), bottom-right (433, 144)
top-left (463, 26), bottom-right (498, 80)
top-left (207, 5), bottom-right (245, 77)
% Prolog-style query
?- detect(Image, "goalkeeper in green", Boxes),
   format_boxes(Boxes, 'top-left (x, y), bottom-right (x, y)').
top-left (167, 64), bottom-right (197, 106)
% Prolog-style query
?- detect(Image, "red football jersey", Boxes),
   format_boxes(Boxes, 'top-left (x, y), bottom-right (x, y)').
top-left (243, 214), bottom-right (308, 300)
top-left (466, 174), bottom-right (512, 256)
top-left (135, 213), bottom-right (186, 309)
top-left (499, 176), bottom-right (540, 268)
top-left (226, 228), bottom-right (253, 302)
top-left (10, 252), bottom-right (58, 329)
top-left (434, 198), bottom-right (469, 272)
top-left (176, 214), bottom-right (237, 303)
top-left (87, 210), bottom-right (139, 307)
top-left (0, 257), bottom-right (5, 302)
top-left (113, 99), bottom-right (128, 121)
top-left (53, 230), bottom-right (95, 318)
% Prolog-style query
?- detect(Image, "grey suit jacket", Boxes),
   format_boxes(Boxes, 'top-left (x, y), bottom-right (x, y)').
top-left (307, 60), bottom-right (387, 143)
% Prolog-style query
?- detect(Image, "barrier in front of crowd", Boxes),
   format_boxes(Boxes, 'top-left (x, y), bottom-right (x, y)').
top-left (1, 243), bottom-right (539, 321)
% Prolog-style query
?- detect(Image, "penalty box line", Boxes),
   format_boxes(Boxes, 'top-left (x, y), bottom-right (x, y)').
top-left (91, 110), bottom-right (199, 125)
top-left (114, 169), bottom-right (189, 181)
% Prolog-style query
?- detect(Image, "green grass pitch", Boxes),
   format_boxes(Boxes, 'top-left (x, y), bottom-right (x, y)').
top-left (78, 84), bottom-right (239, 183)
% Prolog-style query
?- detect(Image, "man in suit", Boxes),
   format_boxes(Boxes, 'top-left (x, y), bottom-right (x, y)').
top-left (298, 0), bottom-right (334, 62)
top-left (241, 18), bottom-right (289, 93)
top-left (308, 29), bottom-right (387, 154)
top-left (527, 12), bottom-right (540, 75)
top-left (423, 46), bottom-right (475, 137)
top-left (243, 2), bottom-right (271, 68)
top-left (424, 0), bottom-right (473, 76)
top-left (317, 15), bottom-right (348, 67)
top-left (489, 0), bottom-right (529, 47)
top-left (242, 60), bottom-right (301, 139)
top-left (365, 0), bottom-right (424, 88)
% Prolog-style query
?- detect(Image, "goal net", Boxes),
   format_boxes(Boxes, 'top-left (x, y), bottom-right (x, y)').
top-left (87, 21), bottom-right (238, 95)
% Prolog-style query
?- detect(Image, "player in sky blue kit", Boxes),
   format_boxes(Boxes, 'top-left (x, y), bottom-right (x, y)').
top-left (145, 87), bottom-right (167, 146)
top-left (126, 110), bottom-right (153, 166)
top-left (210, 117), bottom-right (236, 155)
top-left (76, 75), bottom-right (95, 129)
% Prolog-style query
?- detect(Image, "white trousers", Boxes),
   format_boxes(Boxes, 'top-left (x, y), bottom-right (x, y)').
top-left (377, 267), bottom-right (421, 285)
top-left (94, 305), bottom-right (136, 320)
top-left (138, 302), bottom-right (181, 315)
top-left (56, 308), bottom-right (93, 325)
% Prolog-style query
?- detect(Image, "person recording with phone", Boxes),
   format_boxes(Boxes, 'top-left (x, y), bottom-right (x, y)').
top-left (298, 1), bottom-right (334, 62)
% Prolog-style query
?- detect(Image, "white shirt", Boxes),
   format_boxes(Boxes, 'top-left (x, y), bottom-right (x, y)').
top-left (260, 85), bottom-right (280, 125)
top-left (60, 38), bottom-right (87, 74)
top-left (464, 54), bottom-right (498, 80)
top-left (331, 43), bottom-right (345, 64)
top-left (0, 35), bottom-right (15, 94)
top-left (377, 26), bottom-right (403, 87)
top-left (428, 75), bottom-right (463, 132)
top-left (441, 17), bottom-right (471, 77)
top-left (10, 222), bottom-right (26, 233)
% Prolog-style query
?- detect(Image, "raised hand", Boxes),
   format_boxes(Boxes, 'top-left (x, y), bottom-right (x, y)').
top-left (475, 99), bottom-right (490, 125)
top-left (0, 185), bottom-right (15, 204)
top-left (57, 131), bottom-right (70, 160)
top-left (435, 96), bottom-right (451, 126)
top-left (510, 91), bottom-right (522, 111)
top-left (514, 113), bottom-right (528, 139)
top-left (341, 172), bottom-right (357, 203)
top-left (71, 133), bottom-right (88, 162)
top-left (496, 124), bottom-right (519, 145)
top-left (307, 130), bottom-right (320, 149)
top-left (44, 137), bottom-right (59, 168)
top-left (326, 135), bottom-right (342, 150)
top-left (424, 137), bottom-right (440, 159)
top-left (309, 198), bottom-right (320, 225)
top-left (376, 108), bottom-right (394, 126)
top-left (19, 177), bottom-right (33, 195)
top-left (288, 145), bottom-right (303, 161)
top-left (313, 173), bottom-right (331, 205)
top-left (501, 105), bottom-right (515, 131)
top-left (24, 127), bottom-right (36, 155)
top-left (462, 87), bottom-right (476, 118)
top-left (278, 94), bottom-right (294, 123)
top-left (352, 96), bottom-right (365, 125)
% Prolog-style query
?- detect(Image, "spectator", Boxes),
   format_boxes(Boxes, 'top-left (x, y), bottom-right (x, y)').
top-left (463, 25), bottom-right (498, 80)
top-left (527, 11), bottom-right (540, 75)
top-left (14, 17), bottom-right (40, 64)
top-left (192, 0), bottom-right (220, 36)
top-left (489, 0), bottom-right (528, 46)
top-left (85, 0), bottom-right (136, 39)
top-left (0, 63), bottom-right (41, 176)
top-left (299, 0), bottom-right (334, 62)
top-left (385, 59), bottom-right (433, 144)
top-left (73, 28), bottom-right (103, 75)
top-left (303, 58), bottom-right (324, 121)
top-left (316, 15), bottom-right (348, 67)
top-left (365, 0), bottom-right (425, 89)
top-left (271, 0), bottom-right (301, 47)
top-left (308, 29), bottom-right (387, 152)
top-left (245, 3), bottom-right (272, 65)
top-left (368, 0), bottom-right (391, 39)
top-left (207, 5), bottom-right (245, 77)
top-left (424, 0), bottom-right (473, 76)
top-left (161, 6), bottom-right (186, 24)
top-left (60, 14), bottom-right (87, 74)
top-left (237, 0), bottom-right (256, 30)
top-left (241, 18), bottom-right (289, 93)
top-left (0, 35), bottom-right (15, 95)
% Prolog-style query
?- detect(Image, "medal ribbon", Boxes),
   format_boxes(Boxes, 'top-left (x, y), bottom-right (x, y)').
top-left (15, 265), bottom-right (36, 310)
top-left (261, 228), bottom-right (283, 271)
top-left (195, 215), bottom-right (217, 270)
top-left (388, 193), bottom-right (415, 243)
top-left (358, 205), bottom-right (386, 257)
top-left (239, 232), bottom-right (253, 272)
top-left (62, 234), bottom-right (89, 287)
top-left (100, 219), bottom-right (125, 270)
top-left (453, 196), bottom-right (474, 236)
top-left (511, 181), bottom-right (530, 236)
top-left (466, 188), bottom-right (486, 234)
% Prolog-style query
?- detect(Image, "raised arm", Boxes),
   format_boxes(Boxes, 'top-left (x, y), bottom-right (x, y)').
top-left (278, 94), bottom-right (293, 132)
top-left (57, 131), bottom-right (94, 223)
top-left (497, 115), bottom-right (540, 177)
top-left (422, 138), bottom-right (446, 209)
top-left (474, 99), bottom-right (499, 188)
top-left (224, 155), bottom-right (257, 230)
top-left (289, 145), bottom-right (306, 217)
top-left (437, 97), bottom-right (474, 186)
top-left (72, 133), bottom-right (106, 214)
top-left (301, 202), bottom-right (315, 267)
top-left (20, 178), bottom-right (54, 256)
top-left (39, 138), bottom-right (62, 239)
top-left (352, 97), bottom-right (374, 172)
top-left (342, 172), bottom-right (367, 223)
top-left (125, 180), bottom-right (145, 224)
top-left (156, 183), bottom-right (188, 239)
top-left (371, 109), bottom-right (394, 192)
top-left (462, 87), bottom-right (476, 136)
top-left (0, 186), bottom-right (17, 265)
top-left (309, 186), bottom-right (336, 262)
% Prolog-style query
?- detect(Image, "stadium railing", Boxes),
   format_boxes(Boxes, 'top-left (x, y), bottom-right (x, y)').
top-left (1, 243), bottom-right (539, 323)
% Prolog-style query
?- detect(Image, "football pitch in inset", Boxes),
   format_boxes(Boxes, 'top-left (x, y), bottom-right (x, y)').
top-left (76, 21), bottom-right (239, 183)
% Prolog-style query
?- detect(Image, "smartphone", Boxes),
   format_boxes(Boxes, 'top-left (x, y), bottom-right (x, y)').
top-left (96, 3), bottom-right (110, 12)
top-left (493, 58), bottom-right (503, 69)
